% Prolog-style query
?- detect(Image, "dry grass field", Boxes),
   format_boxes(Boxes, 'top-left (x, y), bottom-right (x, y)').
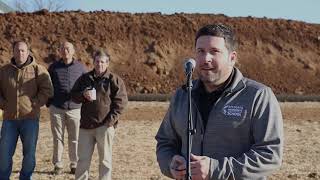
top-left (1, 101), bottom-right (320, 180)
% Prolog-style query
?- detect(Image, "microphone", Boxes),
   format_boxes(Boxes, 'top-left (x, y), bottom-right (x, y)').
top-left (184, 58), bottom-right (196, 75)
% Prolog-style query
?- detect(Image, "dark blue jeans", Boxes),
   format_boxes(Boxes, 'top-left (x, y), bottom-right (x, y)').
top-left (0, 119), bottom-right (39, 180)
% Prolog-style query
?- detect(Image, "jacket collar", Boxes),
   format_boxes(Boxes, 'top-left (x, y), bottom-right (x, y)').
top-left (88, 69), bottom-right (111, 81)
top-left (58, 58), bottom-right (75, 66)
top-left (10, 55), bottom-right (34, 69)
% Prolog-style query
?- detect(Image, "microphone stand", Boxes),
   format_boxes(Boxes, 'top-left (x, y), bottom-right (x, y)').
top-left (186, 71), bottom-right (195, 180)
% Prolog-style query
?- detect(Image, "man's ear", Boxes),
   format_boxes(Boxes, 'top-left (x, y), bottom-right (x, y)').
top-left (106, 61), bottom-right (110, 67)
top-left (229, 51), bottom-right (237, 66)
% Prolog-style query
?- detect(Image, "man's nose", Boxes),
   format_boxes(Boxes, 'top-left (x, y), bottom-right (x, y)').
top-left (203, 52), bottom-right (213, 63)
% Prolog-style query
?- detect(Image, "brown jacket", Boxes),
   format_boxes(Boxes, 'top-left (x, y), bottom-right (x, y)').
top-left (71, 69), bottom-right (128, 129)
top-left (0, 56), bottom-right (53, 120)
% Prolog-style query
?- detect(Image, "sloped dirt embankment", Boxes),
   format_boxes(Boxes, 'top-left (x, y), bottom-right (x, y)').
top-left (0, 10), bottom-right (320, 95)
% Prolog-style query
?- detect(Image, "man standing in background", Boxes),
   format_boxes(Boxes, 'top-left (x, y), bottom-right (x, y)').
top-left (71, 49), bottom-right (128, 180)
top-left (0, 41), bottom-right (53, 180)
top-left (47, 41), bottom-right (87, 175)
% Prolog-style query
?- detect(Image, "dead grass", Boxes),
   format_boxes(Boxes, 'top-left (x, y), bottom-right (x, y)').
top-left (1, 102), bottom-right (319, 180)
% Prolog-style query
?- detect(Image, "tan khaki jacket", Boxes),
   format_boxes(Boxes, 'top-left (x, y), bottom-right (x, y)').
top-left (0, 56), bottom-right (53, 120)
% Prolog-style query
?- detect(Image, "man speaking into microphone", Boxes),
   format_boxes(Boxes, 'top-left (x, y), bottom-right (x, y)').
top-left (155, 24), bottom-right (283, 180)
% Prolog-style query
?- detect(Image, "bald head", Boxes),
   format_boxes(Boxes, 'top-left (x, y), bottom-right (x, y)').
top-left (59, 41), bottom-right (75, 64)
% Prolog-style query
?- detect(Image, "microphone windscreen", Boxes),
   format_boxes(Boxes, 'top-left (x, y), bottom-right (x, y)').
top-left (184, 58), bottom-right (196, 74)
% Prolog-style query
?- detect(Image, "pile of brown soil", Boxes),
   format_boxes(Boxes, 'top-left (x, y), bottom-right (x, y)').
top-left (0, 10), bottom-right (319, 95)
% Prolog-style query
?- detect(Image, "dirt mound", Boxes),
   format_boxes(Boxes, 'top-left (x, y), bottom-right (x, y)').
top-left (0, 10), bottom-right (320, 95)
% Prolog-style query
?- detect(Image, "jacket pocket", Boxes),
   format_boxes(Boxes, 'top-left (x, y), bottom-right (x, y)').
top-left (19, 96), bottom-right (34, 115)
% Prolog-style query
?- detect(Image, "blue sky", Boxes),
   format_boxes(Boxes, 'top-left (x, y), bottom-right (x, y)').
top-left (3, 0), bottom-right (320, 24)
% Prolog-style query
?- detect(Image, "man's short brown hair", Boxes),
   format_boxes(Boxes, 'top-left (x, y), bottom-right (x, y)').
top-left (12, 40), bottom-right (29, 51)
top-left (195, 24), bottom-right (237, 52)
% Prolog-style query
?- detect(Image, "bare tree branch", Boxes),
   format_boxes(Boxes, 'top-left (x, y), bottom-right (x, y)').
top-left (13, 0), bottom-right (64, 12)
top-left (50, 0), bottom-right (64, 12)
top-left (33, 0), bottom-right (45, 10)
top-left (14, 0), bottom-right (29, 12)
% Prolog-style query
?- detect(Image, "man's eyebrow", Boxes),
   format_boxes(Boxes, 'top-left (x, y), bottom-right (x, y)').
top-left (209, 47), bottom-right (222, 51)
